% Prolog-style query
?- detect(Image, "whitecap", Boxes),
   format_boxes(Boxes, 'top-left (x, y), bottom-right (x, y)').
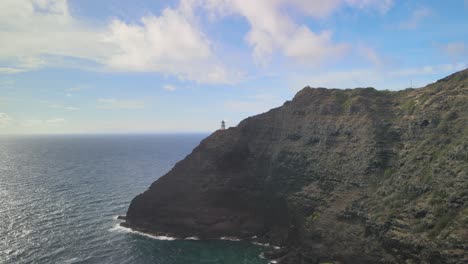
top-left (252, 241), bottom-right (270, 247)
top-left (184, 236), bottom-right (200, 240)
top-left (252, 241), bottom-right (281, 249)
top-left (219, 236), bottom-right (241, 241)
top-left (109, 223), bottom-right (177, 241)
top-left (62, 257), bottom-right (79, 263)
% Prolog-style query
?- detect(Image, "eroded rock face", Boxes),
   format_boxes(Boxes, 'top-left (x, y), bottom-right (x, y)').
top-left (124, 69), bottom-right (468, 264)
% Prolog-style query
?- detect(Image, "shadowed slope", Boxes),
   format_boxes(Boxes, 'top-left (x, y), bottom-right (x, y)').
top-left (124, 69), bottom-right (468, 264)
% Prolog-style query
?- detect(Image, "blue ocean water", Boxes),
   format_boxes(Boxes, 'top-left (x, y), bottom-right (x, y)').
top-left (0, 134), bottom-right (268, 264)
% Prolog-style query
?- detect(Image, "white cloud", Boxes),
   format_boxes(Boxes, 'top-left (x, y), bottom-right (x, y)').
top-left (198, 0), bottom-right (347, 65)
top-left (105, 10), bottom-right (233, 83)
top-left (0, 0), bottom-right (108, 70)
top-left (399, 7), bottom-right (431, 30)
top-left (0, 67), bottom-right (27, 74)
top-left (46, 118), bottom-right (66, 124)
top-left (163, 84), bottom-right (177, 91)
top-left (0, 113), bottom-right (13, 128)
top-left (0, 0), bottom-right (396, 82)
top-left (0, 0), bottom-right (233, 84)
top-left (97, 98), bottom-right (145, 109)
top-left (192, 0), bottom-right (391, 66)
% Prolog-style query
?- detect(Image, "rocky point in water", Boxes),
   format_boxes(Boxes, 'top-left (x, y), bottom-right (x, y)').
top-left (122, 69), bottom-right (468, 264)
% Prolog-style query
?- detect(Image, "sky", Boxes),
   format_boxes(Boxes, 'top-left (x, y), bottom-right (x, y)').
top-left (0, 0), bottom-right (467, 134)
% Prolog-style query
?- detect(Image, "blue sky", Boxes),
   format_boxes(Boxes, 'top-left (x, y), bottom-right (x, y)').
top-left (0, 0), bottom-right (467, 134)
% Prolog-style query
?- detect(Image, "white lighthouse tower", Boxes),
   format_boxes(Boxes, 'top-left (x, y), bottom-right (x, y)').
top-left (221, 120), bottom-right (226, 130)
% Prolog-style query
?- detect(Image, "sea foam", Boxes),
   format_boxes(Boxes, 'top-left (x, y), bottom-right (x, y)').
top-left (109, 222), bottom-right (177, 241)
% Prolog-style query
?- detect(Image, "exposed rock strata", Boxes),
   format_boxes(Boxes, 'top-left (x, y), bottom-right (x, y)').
top-left (123, 69), bottom-right (468, 264)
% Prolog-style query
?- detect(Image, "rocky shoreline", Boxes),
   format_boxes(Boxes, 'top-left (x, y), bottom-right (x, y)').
top-left (117, 215), bottom-right (284, 262)
top-left (122, 69), bottom-right (468, 263)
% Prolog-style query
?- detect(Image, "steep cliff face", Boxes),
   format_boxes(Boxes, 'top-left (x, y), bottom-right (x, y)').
top-left (123, 69), bottom-right (468, 264)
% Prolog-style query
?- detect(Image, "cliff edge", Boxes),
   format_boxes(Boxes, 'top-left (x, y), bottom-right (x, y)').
top-left (123, 69), bottom-right (468, 264)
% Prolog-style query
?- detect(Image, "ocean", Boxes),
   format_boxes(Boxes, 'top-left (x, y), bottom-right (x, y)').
top-left (0, 134), bottom-right (269, 264)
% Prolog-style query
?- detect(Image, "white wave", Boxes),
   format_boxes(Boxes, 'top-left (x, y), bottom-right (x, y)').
top-left (184, 236), bottom-right (200, 240)
top-left (260, 253), bottom-right (280, 264)
top-left (109, 223), bottom-right (177, 241)
top-left (252, 241), bottom-right (281, 250)
top-left (62, 257), bottom-right (79, 263)
top-left (110, 220), bottom-right (279, 248)
top-left (219, 236), bottom-right (241, 241)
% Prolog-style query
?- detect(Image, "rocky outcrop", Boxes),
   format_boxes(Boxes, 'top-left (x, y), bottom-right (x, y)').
top-left (123, 69), bottom-right (468, 264)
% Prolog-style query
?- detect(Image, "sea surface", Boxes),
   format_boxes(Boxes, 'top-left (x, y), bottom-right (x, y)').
top-left (0, 134), bottom-right (269, 264)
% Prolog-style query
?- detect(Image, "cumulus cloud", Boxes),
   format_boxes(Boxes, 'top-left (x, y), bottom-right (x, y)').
top-left (104, 10), bottom-right (232, 83)
top-left (0, 0), bottom-right (108, 70)
top-left (97, 98), bottom-right (145, 109)
top-left (0, 113), bottom-right (13, 128)
top-left (0, 0), bottom-right (233, 83)
top-left (190, 0), bottom-right (392, 65)
top-left (0, 0), bottom-right (396, 81)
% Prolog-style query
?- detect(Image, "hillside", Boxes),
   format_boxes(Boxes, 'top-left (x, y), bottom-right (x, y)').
top-left (122, 69), bottom-right (468, 264)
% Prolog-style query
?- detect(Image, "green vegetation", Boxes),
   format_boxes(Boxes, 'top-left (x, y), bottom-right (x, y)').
top-left (400, 98), bottom-right (416, 114)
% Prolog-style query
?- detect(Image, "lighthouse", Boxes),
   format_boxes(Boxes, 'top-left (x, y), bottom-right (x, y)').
top-left (221, 120), bottom-right (226, 130)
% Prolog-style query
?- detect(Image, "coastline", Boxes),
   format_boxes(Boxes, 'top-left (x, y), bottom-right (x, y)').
top-left (114, 215), bottom-right (283, 262)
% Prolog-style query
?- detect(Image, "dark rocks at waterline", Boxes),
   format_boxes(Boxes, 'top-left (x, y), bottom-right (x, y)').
top-left (123, 69), bottom-right (468, 263)
top-left (119, 222), bottom-right (131, 228)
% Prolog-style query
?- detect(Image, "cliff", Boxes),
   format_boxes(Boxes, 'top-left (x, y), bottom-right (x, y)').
top-left (123, 69), bottom-right (468, 264)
